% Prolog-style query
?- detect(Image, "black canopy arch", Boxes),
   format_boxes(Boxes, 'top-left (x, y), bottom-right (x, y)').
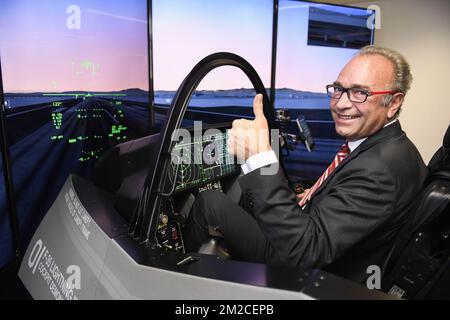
top-left (130, 52), bottom-right (278, 244)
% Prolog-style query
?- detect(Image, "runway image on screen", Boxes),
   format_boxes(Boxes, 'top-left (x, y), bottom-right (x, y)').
top-left (0, 0), bottom-right (150, 265)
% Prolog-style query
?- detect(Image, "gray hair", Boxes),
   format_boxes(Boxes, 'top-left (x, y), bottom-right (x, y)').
top-left (357, 46), bottom-right (412, 114)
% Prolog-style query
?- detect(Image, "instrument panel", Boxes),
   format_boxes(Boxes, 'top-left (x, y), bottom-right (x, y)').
top-left (168, 129), bottom-right (239, 193)
top-left (156, 126), bottom-right (240, 252)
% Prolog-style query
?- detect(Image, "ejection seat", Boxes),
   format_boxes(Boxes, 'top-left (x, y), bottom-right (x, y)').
top-left (382, 124), bottom-right (450, 299)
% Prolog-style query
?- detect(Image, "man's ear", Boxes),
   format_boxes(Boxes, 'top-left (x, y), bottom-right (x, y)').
top-left (387, 93), bottom-right (404, 118)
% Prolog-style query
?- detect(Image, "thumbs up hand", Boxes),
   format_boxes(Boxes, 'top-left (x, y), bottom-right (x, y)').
top-left (227, 94), bottom-right (271, 162)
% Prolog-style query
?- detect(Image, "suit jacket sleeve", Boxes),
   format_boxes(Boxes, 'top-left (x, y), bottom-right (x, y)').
top-left (238, 158), bottom-right (397, 270)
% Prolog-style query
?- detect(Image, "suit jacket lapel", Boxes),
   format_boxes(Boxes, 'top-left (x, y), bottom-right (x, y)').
top-left (311, 121), bottom-right (404, 196)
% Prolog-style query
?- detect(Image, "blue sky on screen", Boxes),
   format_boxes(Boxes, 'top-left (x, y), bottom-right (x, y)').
top-left (152, 0), bottom-right (273, 91)
top-left (0, 0), bottom-right (148, 93)
top-left (153, 0), bottom-right (367, 93)
top-left (0, 0), bottom-right (370, 94)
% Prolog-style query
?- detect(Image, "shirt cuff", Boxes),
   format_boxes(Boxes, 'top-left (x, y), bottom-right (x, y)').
top-left (241, 150), bottom-right (279, 175)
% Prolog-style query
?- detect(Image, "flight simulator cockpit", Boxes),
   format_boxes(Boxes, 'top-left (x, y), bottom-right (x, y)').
top-left (16, 52), bottom-right (391, 300)
top-left (8, 0), bottom-right (447, 301)
top-left (0, 0), bottom-right (385, 300)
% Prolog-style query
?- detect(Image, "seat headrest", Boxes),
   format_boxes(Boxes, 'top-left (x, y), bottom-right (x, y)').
top-left (428, 124), bottom-right (450, 177)
top-left (444, 124), bottom-right (450, 149)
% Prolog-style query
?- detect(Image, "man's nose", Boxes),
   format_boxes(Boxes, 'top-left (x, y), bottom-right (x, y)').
top-left (333, 92), bottom-right (353, 110)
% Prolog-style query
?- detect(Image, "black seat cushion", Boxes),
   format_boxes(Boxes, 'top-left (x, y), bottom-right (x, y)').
top-left (382, 123), bottom-right (450, 299)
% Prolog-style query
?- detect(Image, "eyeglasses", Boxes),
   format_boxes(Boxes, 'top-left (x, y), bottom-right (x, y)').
top-left (326, 85), bottom-right (398, 103)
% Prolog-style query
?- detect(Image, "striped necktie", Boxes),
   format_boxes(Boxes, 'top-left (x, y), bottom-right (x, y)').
top-left (299, 143), bottom-right (350, 207)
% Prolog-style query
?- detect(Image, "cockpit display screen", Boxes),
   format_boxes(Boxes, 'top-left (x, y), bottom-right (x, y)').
top-left (168, 130), bottom-right (239, 193)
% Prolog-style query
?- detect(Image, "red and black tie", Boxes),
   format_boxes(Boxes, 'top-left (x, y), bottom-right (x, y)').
top-left (299, 143), bottom-right (350, 207)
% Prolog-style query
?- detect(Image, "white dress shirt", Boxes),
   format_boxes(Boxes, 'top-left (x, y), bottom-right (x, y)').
top-left (241, 119), bottom-right (398, 174)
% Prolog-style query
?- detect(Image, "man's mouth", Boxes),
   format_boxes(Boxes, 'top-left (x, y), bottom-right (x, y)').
top-left (337, 114), bottom-right (360, 120)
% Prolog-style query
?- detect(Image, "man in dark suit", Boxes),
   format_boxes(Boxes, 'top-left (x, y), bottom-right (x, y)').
top-left (184, 46), bottom-right (428, 283)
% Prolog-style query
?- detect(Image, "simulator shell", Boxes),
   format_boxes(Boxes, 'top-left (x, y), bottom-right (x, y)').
top-left (19, 53), bottom-right (392, 300)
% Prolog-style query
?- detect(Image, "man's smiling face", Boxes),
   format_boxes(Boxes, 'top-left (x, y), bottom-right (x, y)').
top-left (331, 54), bottom-right (398, 141)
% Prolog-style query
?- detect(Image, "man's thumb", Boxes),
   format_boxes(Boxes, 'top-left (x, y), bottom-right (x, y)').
top-left (253, 93), bottom-right (265, 120)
